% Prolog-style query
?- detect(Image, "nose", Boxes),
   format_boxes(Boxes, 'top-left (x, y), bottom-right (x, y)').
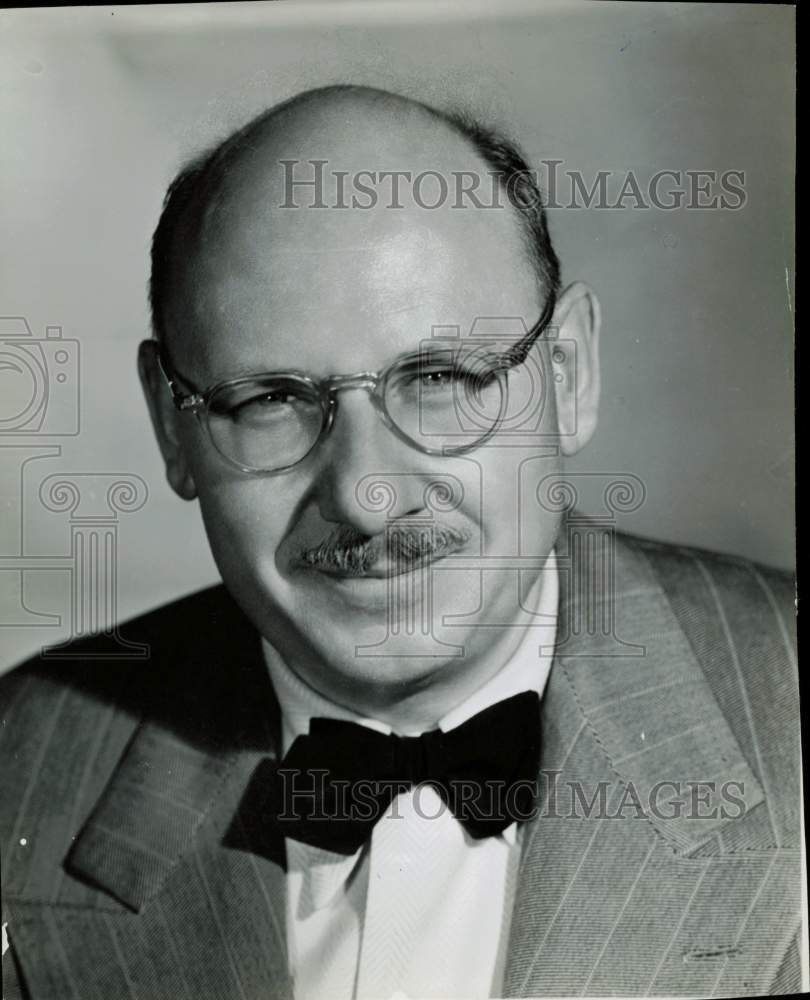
top-left (312, 388), bottom-right (430, 534)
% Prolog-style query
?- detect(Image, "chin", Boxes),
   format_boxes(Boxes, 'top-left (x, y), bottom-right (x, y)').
top-left (324, 645), bottom-right (458, 694)
top-left (302, 615), bottom-right (464, 681)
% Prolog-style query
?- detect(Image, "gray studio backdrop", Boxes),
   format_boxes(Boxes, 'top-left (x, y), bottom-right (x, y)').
top-left (0, 1), bottom-right (795, 672)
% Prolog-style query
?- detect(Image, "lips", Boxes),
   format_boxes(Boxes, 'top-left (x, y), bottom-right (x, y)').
top-left (310, 551), bottom-right (449, 580)
top-left (296, 558), bottom-right (441, 615)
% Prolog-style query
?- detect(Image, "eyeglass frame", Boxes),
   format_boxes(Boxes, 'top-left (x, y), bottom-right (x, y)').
top-left (150, 293), bottom-right (557, 475)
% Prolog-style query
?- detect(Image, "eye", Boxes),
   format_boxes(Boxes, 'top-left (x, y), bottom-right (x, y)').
top-left (209, 380), bottom-right (322, 429)
top-left (418, 368), bottom-right (464, 389)
top-left (391, 355), bottom-right (502, 402)
top-left (229, 390), bottom-right (305, 422)
top-left (239, 389), bottom-right (296, 410)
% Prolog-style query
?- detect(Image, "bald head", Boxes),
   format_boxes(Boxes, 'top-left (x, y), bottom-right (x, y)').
top-left (150, 85), bottom-right (559, 355)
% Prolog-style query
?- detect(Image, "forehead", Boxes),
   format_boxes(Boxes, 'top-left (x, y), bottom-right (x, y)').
top-left (167, 115), bottom-right (541, 379)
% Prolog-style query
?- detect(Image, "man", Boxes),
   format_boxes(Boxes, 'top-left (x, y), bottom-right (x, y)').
top-left (1, 86), bottom-right (801, 999)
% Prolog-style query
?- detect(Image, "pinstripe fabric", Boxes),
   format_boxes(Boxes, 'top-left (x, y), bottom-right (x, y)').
top-left (501, 534), bottom-right (801, 997)
top-left (771, 933), bottom-right (803, 995)
top-left (0, 526), bottom-right (801, 998)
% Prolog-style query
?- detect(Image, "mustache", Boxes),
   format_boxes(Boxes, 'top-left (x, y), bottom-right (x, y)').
top-left (298, 523), bottom-right (471, 575)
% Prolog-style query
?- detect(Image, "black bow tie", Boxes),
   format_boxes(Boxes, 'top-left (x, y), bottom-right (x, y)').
top-left (227, 691), bottom-right (541, 857)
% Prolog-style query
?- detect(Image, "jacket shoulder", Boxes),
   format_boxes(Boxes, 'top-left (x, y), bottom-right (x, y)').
top-left (620, 531), bottom-right (800, 845)
top-left (620, 530), bottom-right (796, 677)
top-left (0, 583), bottom-right (236, 720)
top-left (623, 531), bottom-right (795, 605)
top-left (0, 584), bottom-right (241, 894)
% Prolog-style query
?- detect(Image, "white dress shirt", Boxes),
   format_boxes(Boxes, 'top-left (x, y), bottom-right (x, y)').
top-left (263, 559), bottom-right (558, 1000)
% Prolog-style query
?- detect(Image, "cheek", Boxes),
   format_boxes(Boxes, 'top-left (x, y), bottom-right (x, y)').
top-left (177, 419), bottom-right (294, 554)
top-left (193, 466), bottom-right (303, 580)
top-left (458, 439), bottom-right (563, 555)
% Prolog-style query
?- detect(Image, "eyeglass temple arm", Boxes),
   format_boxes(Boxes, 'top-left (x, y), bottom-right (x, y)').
top-left (153, 343), bottom-right (205, 411)
top-left (499, 293), bottom-right (557, 367)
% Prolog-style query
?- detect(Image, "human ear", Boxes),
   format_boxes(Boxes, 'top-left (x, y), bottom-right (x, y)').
top-left (137, 340), bottom-right (198, 500)
top-left (548, 282), bottom-right (601, 456)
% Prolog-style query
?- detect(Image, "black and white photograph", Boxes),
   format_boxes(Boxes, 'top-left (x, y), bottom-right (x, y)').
top-left (0, 2), bottom-right (800, 998)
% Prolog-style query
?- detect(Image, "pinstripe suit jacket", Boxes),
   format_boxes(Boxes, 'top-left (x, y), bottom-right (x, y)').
top-left (0, 529), bottom-right (802, 998)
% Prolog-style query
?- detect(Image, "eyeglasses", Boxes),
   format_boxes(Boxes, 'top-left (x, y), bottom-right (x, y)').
top-left (154, 296), bottom-right (556, 474)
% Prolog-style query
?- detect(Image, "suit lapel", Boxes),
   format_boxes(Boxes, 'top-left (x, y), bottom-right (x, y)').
top-left (502, 529), bottom-right (798, 997)
top-left (8, 591), bottom-right (293, 1000)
